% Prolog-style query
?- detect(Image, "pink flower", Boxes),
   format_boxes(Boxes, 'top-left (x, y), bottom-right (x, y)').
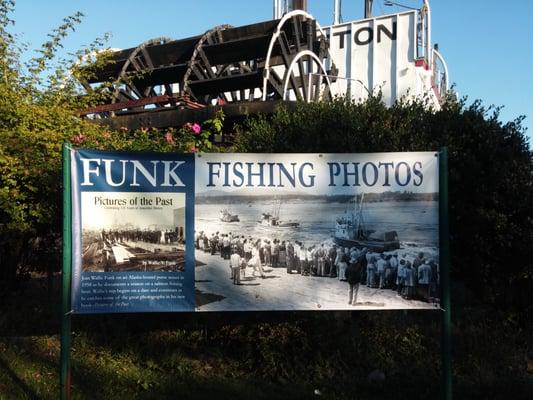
top-left (164, 131), bottom-right (174, 144)
top-left (184, 122), bottom-right (202, 135)
top-left (191, 123), bottom-right (202, 135)
top-left (189, 146), bottom-right (198, 153)
top-left (72, 133), bottom-right (86, 145)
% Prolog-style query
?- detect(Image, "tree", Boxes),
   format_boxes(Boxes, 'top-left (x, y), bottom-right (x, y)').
top-left (0, 0), bottom-right (223, 281)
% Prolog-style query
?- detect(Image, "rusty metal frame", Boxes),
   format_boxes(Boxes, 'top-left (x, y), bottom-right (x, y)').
top-left (92, 100), bottom-right (295, 134)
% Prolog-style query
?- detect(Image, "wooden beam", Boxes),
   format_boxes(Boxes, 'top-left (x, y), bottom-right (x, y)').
top-left (90, 100), bottom-right (295, 131)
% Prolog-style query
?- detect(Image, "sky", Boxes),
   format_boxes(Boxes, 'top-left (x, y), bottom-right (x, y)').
top-left (10, 0), bottom-right (533, 148)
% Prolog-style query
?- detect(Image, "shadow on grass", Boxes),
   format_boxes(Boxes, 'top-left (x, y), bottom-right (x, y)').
top-left (0, 334), bottom-right (321, 400)
top-left (0, 356), bottom-right (40, 400)
top-left (0, 276), bottom-right (61, 337)
top-left (2, 278), bottom-right (533, 399)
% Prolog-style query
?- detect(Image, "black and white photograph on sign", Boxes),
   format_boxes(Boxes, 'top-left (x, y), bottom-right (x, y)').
top-left (81, 192), bottom-right (186, 273)
top-left (194, 153), bottom-right (440, 311)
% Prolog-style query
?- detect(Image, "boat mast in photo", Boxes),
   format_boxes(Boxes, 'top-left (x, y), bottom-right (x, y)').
top-left (259, 199), bottom-right (300, 228)
top-left (334, 193), bottom-right (400, 251)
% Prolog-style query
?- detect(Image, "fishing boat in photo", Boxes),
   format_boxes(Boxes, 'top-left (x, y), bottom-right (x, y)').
top-left (219, 209), bottom-right (240, 222)
top-left (258, 200), bottom-right (300, 228)
top-left (333, 193), bottom-right (400, 252)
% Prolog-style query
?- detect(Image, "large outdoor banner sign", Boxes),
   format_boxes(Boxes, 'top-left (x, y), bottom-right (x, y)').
top-left (70, 151), bottom-right (440, 313)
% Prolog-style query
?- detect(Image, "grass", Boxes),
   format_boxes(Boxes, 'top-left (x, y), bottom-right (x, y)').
top-left (0, 332), bottom-right (319, 400)
top-left (0, 276), bottom-right (532, 399)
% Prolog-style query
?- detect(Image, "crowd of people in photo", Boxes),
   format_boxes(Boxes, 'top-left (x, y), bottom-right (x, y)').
top-left (100, 228), bottom-right (185, 246)
top-left (194, 230), bottom-right (440, 304)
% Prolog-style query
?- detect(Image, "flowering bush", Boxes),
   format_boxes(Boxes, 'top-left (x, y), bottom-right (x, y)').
top-left (73, 110), bottom-right (224, 154)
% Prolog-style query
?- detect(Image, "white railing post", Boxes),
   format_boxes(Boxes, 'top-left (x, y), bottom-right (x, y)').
top-left (273, 0), bottom-right (282, 19)
top-left (308, 72), bottom-right (313, 101)
top-left (424, 0), bottom-right (432, 66)
top-left (333, 0), bottom-right (341, 25)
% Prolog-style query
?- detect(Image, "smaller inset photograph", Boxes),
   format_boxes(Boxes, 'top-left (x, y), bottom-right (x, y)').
top-left (81, 192), bottom-right (186, 272)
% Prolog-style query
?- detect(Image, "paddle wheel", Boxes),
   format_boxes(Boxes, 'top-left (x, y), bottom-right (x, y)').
top-left (81, 10), bottom-right (336, 120)
top-left (80, 0), bottom-right (450, 131)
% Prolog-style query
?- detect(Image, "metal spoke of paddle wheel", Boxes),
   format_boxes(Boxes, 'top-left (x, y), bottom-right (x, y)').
top-left (111, 37), bottom-right (174, 108)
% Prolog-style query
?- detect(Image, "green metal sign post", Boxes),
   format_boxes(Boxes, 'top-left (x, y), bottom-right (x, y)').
top-left (439, 147), bottom-right (453, 400)
top-left (60, 143), bottom-right (72, 400)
